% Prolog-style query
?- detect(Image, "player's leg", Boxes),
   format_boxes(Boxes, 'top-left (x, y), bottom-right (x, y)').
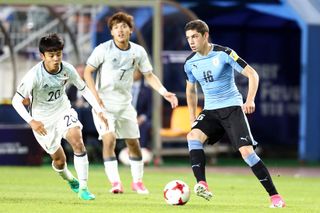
top-left (126, 138), bottom-right (149, 194)
top-left (188, 110), bottom-right (223, 201)
top-left (50, 147), bottom-right (79, 193)
top-left (65, 126), bottom-right (95, 200)
top-left (187, 128), bottom-right (212, 200)
top-left (102, 132), bottom-right (123, 193)
top-left (119, 105), bottom-right (148, 194)
top-left (91, 109), bottom-right (123, 193)
top-left (239, 146), bottom-right (285, 208)
top-left (225, 106), bottom-right (285, 208)
top-left (187, 129), bottom-right (207, 183)
top-left (33, 114), bottom-right (83, 197)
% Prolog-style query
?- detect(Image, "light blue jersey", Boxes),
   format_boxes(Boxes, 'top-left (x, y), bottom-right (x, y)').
top-left (184, 44), bottom-right (248, 110)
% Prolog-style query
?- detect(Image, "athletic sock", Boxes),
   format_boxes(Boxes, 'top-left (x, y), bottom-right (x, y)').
top-left (251, 160), bottom-right (278, 196)
top-left (189, 149), bottom-right (206, 182)
top-left (74, 152), bottom-right (89, 189)
top-left (129, 157), bottom-right (144, 183)
top-left (104, 157), bottom-right (121, 183)
top-left (52, 161), bottom-right (75, 181)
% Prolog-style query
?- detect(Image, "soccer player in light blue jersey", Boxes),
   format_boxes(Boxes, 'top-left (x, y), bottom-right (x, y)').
top-left (184, 19), bottom-right (285, 208)
top-left (12, 33), bottom-right (108, 200)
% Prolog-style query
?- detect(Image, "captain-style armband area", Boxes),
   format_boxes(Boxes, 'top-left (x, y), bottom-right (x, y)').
top-left (158, 87), bottom-right (168, 96)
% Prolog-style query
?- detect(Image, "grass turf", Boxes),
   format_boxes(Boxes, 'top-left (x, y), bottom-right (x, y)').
top-left (0, 165), bottom-right (319, 213)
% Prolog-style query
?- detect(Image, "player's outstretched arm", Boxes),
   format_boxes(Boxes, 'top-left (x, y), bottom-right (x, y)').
top-left (143, 71), bottom-right (178, 108)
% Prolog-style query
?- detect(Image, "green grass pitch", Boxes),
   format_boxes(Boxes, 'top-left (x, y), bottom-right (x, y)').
top-left (1, 165), bottom-right (319, 213)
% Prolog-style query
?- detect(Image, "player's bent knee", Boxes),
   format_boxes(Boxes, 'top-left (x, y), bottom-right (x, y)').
top-left (239, 145), bottom-right (255, 159)
top-left (72, 142), bottom-right (86, 153)
top-left (187, 129), bottom-right (207, 143)
top-left (187, 130), bottom-right (198, 140)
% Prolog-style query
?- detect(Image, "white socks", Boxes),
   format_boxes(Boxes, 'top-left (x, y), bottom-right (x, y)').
top-left (129, 159), bottom-right (144, 183)
top-left (104, 159), bottom-right (121, 183)
top-left (103, 158), bottom-right (144, 183)
top-left (51, 161), bottom-right (75, 181)
top-left (74, 153), bottom-right (89, 189)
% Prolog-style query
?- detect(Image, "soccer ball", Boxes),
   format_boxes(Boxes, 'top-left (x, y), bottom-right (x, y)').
top-left (118, 147), bottom-right (153, 165)
top-left (163, 180), bottom-right (190, 205)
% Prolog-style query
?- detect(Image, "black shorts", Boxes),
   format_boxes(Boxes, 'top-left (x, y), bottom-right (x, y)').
top-left (192, 106), bottom-right (257, 150)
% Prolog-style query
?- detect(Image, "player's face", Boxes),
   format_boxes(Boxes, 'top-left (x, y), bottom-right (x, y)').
top-left (111, 22), bottom-right (132, 47)
top-left (41, 50), bottom-right (63, 73)
top-left (186, 30), bottom-right (208, 53)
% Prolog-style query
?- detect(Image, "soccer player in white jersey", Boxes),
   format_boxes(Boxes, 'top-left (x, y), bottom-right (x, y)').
top-left (184, 20), bottom-right (285, 208)
top-left (11, 33), bottom-right (108, 201)
top-left (84, 12), bottom-right (178, 194)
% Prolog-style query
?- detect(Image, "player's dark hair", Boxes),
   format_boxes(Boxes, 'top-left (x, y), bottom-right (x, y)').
top-left (107, 12), bottom-right (134, 30)
top-left (184, 19), bottom-right (209, 35)
top-left (39, 33), bottom-right (64, 54)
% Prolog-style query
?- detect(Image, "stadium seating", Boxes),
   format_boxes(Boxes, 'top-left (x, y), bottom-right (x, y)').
top-left (160, 106), bottom-right (201, 138)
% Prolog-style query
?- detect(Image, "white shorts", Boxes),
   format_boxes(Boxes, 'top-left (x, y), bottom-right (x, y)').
top-left (92, 104), bottom-right (140, 140)
top-left (33, 108), bottom-right (83, 154)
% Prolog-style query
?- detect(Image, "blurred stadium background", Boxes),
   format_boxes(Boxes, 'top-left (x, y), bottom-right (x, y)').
top-left (0, 0), bottom-right (320, 166)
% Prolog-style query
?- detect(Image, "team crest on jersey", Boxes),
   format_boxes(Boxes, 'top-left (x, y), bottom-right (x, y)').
top-left (59, 73), bottom-right (69, 86)
top-left (212, 58), bottom-right (219, 66)
top-left (230, 50), bottom-right (239, 61)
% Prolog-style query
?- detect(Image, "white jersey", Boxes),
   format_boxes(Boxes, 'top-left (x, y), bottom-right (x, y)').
top-left (16, 61), bottom-right (86, 124)
top-left (86, 40), bottom-right (153, 108)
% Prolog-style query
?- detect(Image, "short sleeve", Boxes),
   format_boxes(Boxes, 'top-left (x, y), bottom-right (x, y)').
top-left (137, 47), bottom-right (153, 73)
top-left (86, 44), bottom-right (105, 69)
top-left (16, 71), bottom-right (36, 98)
top-left (184, 62), bottom-right (196, 83)
top-left (65, 63), bottom-right (86, 91)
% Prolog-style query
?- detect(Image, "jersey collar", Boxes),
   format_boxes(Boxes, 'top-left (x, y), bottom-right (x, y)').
top-left (42, 62), bottom-right (63, 75)
top-left (113, 40), bottom-right (131, 51)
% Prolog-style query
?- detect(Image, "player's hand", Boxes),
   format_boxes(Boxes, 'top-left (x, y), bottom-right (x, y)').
top-left (97, 112), bottom-right (109, 130)
top-left (242, 100), bottom-right (255, 114)
top-left (163, 92), bottom-right (178, 108)
top-left (29, 120), bottom-right (47, 136)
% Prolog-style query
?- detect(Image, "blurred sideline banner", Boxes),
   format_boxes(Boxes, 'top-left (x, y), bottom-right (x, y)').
top-left (0, 125), bottom-right (43, 165)
top-left (0, 104), bottom-right (43, 165)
